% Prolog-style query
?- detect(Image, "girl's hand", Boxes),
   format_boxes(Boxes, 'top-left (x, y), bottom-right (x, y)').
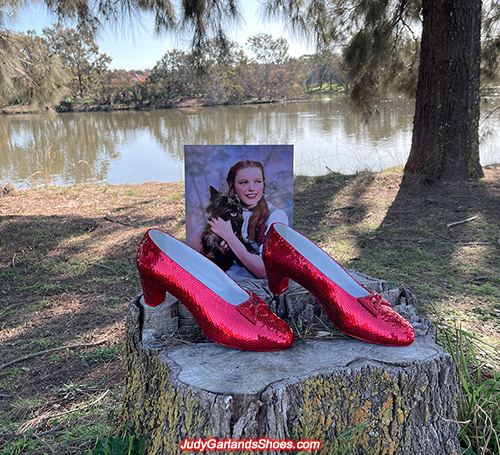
top-left (209, 218), bottom-right (236, 242)
top-left (210, 217), bottom-right (266, 279)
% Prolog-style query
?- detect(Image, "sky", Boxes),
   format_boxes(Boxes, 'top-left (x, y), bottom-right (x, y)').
top-left (12, 0), bottom-right (315, 70)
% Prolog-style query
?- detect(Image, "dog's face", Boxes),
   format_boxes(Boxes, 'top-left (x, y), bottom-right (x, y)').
top-left (206, 186), bottom-right (243, 222)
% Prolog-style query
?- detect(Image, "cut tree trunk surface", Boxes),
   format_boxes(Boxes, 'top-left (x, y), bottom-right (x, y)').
top-left (121, 275), bottom-right (460, 455)
top-left (140, 271), bottom-right (429, 345)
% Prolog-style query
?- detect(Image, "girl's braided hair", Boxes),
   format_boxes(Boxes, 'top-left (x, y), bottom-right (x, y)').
top-left (226, 160), bottom-right (269, 243)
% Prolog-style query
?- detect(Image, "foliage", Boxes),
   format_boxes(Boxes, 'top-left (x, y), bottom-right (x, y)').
top-left (89, 433), bottom-right (145, 455)
top-left (295, 421), bottom-right (368, 455)
top-left (2, 0), bottom-right (495, 180)
top-left (147, 36), bottom-right (309, 104)
top-left (42, 24), bottom-right (111, 97)
top-left (240, 33), bottom-right (307, 100)
top-left (148, 49), bottom-right (197, 100)
top-left (97, 81), bottom-right (153, 108)
top-left (482, 1), bottom-right (500, 83)
top-left (1, 2), bottom-right (407, 111)
top-left (0, 19), bottom-right (69, 114)
top-left (30, 0), bottom-right (178, 35)
top-left (440, 326), bottom-right (500, 455)
top-left (0, 0), bottom-right (239, 112)
top-left (192, 38), bottom-right (247, 104)
top-left (247, 32), bottom-right (290, 65)
top-left (306, 49), bottom-right (347, 92)
top-left (89, 425), bottom-right (145, 455)
top-left (78, 342), bottom-right (122, 366)
top-left (264, 0), bottom-right (485, 181)
top-left (263, 0), bottom-right (422, 113)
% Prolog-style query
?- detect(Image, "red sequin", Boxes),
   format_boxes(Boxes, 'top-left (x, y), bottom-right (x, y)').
top-left (136, 228), bottom-right (294, 351)
top-left (263, 223), bottom-right (415, 346)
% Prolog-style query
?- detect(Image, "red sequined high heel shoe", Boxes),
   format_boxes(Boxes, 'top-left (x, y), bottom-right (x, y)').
top-left (136, 228), bottom-right (294, 351)
top-left (263, 223), bottom-right (415, 346)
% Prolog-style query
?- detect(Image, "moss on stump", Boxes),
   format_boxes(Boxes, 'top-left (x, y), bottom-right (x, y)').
top-left (121, 294), bottom-right (460, 455)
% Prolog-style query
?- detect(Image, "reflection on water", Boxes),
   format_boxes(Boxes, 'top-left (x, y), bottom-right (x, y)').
top-left (1, 97), bottom-right (499, 187)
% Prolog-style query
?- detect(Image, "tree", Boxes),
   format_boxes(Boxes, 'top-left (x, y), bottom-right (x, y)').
top-left (1, 0), bottom-right (493, 181)
top-left (0, 5), bottom-right (69, 114)
top-left (1, 0), bottom-right (238, 111)
top-left (404, 0), bottom-right (483, 181)
top-left (148, 39), bottom-right (249, 105)
top-left (265, 0), bottom-right (485, 182)
top-left (148, 50), bottom-right (196, 100)
top-left (247, 33), bottom-right (290, 65)
top-left (42, 24), bottom-right (111, 97)
top-left (306, 49), bottom-right (347, 92)
top-left (243, 33), bottom-right (306, 100)
top-left (191, 38), bottom-right (247, 104)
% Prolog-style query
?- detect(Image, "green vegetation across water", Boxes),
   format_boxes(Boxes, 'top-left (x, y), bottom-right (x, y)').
top-left (1, 26), bottom-right (347, 115)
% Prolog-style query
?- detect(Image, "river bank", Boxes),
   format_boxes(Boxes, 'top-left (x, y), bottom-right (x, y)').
top-left (0, 93), bottom-right (315, 116)
top-left (0, 96), bottom-right (424, 190)
top-left (1, 166), bottom-right (499, 453)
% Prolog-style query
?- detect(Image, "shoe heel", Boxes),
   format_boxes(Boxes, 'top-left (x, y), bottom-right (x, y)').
top-left (139, 272), bottom-right (167, 307)
top-left (267, 268), bottom-right (289, 295)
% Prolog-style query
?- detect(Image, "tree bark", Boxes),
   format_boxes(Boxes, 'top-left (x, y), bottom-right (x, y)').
top-left (122, 292), bottom-right (460, 455)
top-left (404, 0), bottom-right (483, 182)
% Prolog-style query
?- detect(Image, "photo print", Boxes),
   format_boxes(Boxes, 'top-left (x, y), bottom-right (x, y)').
top-left (185, 145), bottom-right (293, 280)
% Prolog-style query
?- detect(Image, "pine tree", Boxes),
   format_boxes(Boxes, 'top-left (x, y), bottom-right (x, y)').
top-left (0, 2), bottom-right (69, 115)
top-left (265, 0), bottom-right (487, 181)
top-left (2, 0), bottom-right (496, 181)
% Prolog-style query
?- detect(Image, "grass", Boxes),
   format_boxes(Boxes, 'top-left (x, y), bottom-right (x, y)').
top-left (1, 388), bottom-right (121, 455)
top-left (1, 435), bottom-right (41, 455)
top-left (55, 381), bottom-right (106, 400)
top-left (441, 325), bottom-right (500, 454)
top-left (308, 84), bottom-right (346, 94)
top-left (295, 421), bottom-right (368, 455)
top-left (77, 342), bottom-right (123, 366)
top-left (0, 167), bottom-right (499, 454)
top-left (291, 317), bottom-right (314, 339)
top-left (10, 398), bottom-right (43, 421)
top-left (292, 167), bottom-right (500, 454)
top-left (88, 424), bottom-right (146, 455)
top-left (28, 143), bottom-right (58, 188)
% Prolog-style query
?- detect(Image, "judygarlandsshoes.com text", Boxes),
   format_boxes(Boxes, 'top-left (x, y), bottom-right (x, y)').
top-left (180, 437), bottom-right (322, 452)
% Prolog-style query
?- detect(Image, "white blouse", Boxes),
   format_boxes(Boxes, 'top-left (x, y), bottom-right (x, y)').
top-left (241, 201), bottom-right (289, 255)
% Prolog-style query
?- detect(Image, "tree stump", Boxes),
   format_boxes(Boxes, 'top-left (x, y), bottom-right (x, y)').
top-left (121, 277), bottom-right (460, 455)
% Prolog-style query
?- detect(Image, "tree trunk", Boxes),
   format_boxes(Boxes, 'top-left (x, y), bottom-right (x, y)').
top-left (404, 0), bottom-right (483, 182)
top-left (121, 280), bottom-right (460, 455)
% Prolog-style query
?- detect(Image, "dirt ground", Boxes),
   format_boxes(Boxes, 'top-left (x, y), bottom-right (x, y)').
top-left (1, 166), bottom-right (499, 453)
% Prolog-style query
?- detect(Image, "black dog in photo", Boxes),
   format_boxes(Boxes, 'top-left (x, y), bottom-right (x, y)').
top-left (201, 186), bottom-right (253, 271)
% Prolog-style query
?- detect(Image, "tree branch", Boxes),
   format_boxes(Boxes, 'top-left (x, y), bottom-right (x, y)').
top-left (0, 340), bottom-right (108, 370)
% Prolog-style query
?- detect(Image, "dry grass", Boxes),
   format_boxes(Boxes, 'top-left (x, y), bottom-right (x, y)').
top-left (0, 165), bottom-right (499, 454)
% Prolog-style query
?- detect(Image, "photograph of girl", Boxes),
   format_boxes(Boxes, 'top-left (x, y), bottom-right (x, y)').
top-left (185, 145), bottom-right (293, 280)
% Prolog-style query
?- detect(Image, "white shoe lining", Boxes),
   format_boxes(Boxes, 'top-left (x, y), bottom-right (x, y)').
top-left (274, 224), bottom-right (369, 298)
top-left (149, 230), bottom-right (248, 305)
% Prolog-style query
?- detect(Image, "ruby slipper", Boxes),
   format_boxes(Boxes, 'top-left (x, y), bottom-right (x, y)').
top-left (136, 228), bottom-right (294, 351)
top-left (262, 223), bottom-right (415, 346)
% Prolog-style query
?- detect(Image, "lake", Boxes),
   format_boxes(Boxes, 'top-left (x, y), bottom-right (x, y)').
top-left (1, 96), bottom-right (499, 187)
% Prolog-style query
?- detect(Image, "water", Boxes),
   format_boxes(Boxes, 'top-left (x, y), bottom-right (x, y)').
top-left (1, 96), bottom-right (499, 187)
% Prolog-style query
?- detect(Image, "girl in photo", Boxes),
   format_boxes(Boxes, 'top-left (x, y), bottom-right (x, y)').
top-left (208, 160), bottom-right (289, 279)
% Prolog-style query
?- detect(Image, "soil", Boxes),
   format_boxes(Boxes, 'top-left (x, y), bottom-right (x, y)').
top-left (0, 165), bottom-right (499, 452)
